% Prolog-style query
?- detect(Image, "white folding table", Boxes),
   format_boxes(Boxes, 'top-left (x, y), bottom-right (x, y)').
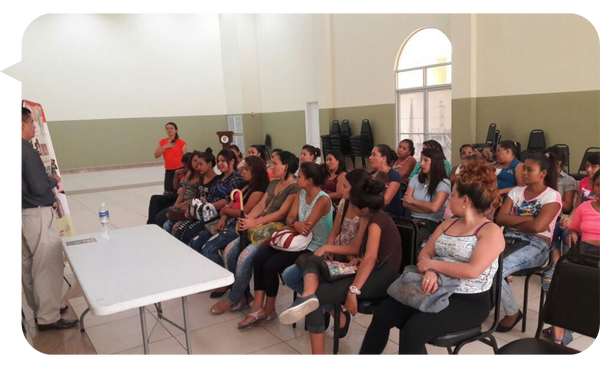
top-left (61, 224), bottom-right (234, 354)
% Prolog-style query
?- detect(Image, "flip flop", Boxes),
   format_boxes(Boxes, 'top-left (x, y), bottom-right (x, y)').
top-left (237, 309), bottom-right (266, 330)
top-left (253, 312), bottom-right (278, 327)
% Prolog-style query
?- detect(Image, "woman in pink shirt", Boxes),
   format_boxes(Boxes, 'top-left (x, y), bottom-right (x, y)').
top-left (567, 170), bottom-right (600, 255)
top-left (543, 170), bottom-right (600, 346)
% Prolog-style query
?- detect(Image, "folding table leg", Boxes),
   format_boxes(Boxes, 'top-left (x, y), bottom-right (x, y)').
top-left (140, 307), bottom-right (149, 354)
top-left (80, 308), bottom-right (91, 332)
top-left (182, 296), bottom-right (192, 354)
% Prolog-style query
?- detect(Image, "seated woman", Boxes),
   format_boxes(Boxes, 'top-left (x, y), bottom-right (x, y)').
top-left (444, 153), bottom-right (479, 220)
top-left (148, 152), bottom-right (191, 226)
top-left (495, 152), bottom-right (562, 332)
top-left (229, 144), bottom-right (245, 171)
top-left (402, 148), bottom-right (451, 247)
top-left (370, 144), bottom-right (403, 218)
top-left (541, 146), bottom-right (577, 291)
top-left (209, 151), bottom-right (300, 314)
top-left (163, 151), bottom-right (204, 234)
top-left (408, 139), bottom-right (452, 179)
top-left (281, 169), bottom-right (369, 333)
top-left (393, 139), bottom-right (417, 183)
top-left (267, 148), bottom-right (283, 178)
top-left (560, 152), bottom-right (600, 229)
top-left (359, 160), bottom-right (504, 354)
top-left (237, 162), bottom-right (333, 328)
top-left (188, 156), bottom-right (269, 269)
top-left (494, 140), bottom-right (524, 196)
top-left (279, 172), bottom-right (403, 354)
top-left (173, 149), bottom-right (246, 244)
top-left (301, 144), bottom-right (321, 164)
top-left (542, 170), bottom-right (600, 346)
top-left (322, 150), bottom-right (347, 208)
top-left (248, 144), bottom-right (269, 163)
top-left (450, 144), bottom-right (475, 184)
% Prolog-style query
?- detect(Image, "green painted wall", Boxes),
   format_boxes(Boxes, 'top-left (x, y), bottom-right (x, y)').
top-left (48, 115), bottom-right (228, 170)
top-left (471, 90), bottom-right (600, 172)
top-left (50, 90), bottom-right (600, 172)
top-left (259, 110), bottom-right (307, 154)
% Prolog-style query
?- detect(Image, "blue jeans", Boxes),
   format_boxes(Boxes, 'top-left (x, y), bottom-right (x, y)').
top-left (225, 238), bottom-right (265, 304)
top-left (163, 220), bottom-right (175, 233)
top-left (281, 264), bottom-right (333, 313)
top-left (195, 222), bottom-right (238, 267)
top-left (501, 231), bottom-right (550, 316)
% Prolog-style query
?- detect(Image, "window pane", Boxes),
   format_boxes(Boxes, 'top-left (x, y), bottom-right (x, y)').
top-left (398, 92), bottom-right (424, 135)
top-left (397, 70), bottom-right (423, 89)
top-left (426, 65), bottom-right (452, 86)
top-left (398, 28), bottom-right (452, 70)
top-left (426, 89), bottom-right (452, 162)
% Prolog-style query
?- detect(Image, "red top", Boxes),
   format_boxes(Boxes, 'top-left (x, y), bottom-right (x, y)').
top-left (159, 138), bottom-right (186, 170)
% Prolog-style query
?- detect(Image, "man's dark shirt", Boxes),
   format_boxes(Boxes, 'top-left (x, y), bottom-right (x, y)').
top-left (22, 138), bottom-right (58, 209)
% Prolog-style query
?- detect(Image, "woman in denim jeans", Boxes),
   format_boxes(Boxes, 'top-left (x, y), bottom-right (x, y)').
top-left (209, 151), bottom-right (300, 315)
top-left (496, 152), bottom-right (562, 332)
top-left (282, 169), bottom-right (369, 335)
top-left (189, 156), bottom-right (269, 274)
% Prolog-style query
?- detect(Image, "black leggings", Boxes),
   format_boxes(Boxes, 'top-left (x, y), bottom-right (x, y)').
top-left (164, 168), bottom-right (181, 193)
top-left (147, 195), bottom-right (176, 225)
top-left (253, 247), bottom-right (310, 298)
top-left (305, 266), bottom-right (397, 334)
top-left (359, 291), bottom-right (491, 354)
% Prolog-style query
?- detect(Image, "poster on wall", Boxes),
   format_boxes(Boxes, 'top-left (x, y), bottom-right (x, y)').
top-left (22, 100), bottom-right (75, 237)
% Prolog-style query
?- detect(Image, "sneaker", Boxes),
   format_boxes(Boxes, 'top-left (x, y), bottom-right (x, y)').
top-left (279, 295), bottom-right (320, 325)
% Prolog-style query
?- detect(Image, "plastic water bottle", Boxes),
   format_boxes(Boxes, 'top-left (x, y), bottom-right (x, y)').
top-left (99, 203), bottom-right (111, 238)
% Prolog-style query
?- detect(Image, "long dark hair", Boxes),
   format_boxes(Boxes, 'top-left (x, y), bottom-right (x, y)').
top-left (166, 122), bottom-right (179, 142)
top-left (526, 152), bottom-right (558, 191)
top-left (326, 150), bottom-right (347, 175)
top-left (218, 149), bottom-right (238, 172)
top-left (423, 139), bottom-right (446, 160)
top-left (419, 148), bottom-right (449, 199)
top-left (244, 156), bottom-right (270, 192)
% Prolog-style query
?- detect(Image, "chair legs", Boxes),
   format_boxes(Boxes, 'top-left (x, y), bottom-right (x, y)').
top-left (333, 303), bottom-right (341, 355)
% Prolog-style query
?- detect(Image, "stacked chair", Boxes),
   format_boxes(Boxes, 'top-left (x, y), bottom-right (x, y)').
top-left (350, 119), bottom-right (374, 169)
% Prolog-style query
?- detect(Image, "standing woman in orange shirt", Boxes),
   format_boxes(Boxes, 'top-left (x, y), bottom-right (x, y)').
top-left (154, 122), bottom-right (187, 197)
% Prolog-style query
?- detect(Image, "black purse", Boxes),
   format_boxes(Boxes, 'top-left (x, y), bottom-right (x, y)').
top-left (503, 236), bottom-right (530, 258)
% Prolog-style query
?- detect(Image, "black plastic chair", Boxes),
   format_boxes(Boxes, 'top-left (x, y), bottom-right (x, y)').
top-left (331, 218), bottom-right (416, 354)
top-left (473, 123), bottom-right (497, 151)
top-left (497, 252), bottom-right (600, 354)
top-left (570, 147), bottom-right (600, 181)
top-left (527, 129), bottom-right (546, 153)
top-left (427, 254), bottom-right (504, 354)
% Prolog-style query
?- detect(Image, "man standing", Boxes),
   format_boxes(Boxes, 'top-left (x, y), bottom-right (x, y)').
top-left (22, 107), bottom-right (78, 331)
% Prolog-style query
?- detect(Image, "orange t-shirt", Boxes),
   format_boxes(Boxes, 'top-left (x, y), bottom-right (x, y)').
top-left (159, 138), bottom-right (186, 170)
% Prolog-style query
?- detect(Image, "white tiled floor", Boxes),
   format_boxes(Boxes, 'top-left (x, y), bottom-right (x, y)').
top-left (25, 166), bottom-right (598, 355)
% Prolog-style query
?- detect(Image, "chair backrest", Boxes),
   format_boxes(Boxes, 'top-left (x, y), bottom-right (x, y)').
top-left (340, 120), bottom-right (352, 136)
top-left (489, 254), bottom-right (504, 330)
top-left (577, 147), bottom-right (600, 174)
top-left (527, 129), bottom-right (546, 151)
top-left (485, 123), bottom-right (497, 144)
top-left (394, 218), bottom-right (418, 273)
top-left (548, 144), bottom-right (570, 174)
top-left (542, 252), bottom-right (600, 338)
top-left (331, 120), bottom-right (340, 135)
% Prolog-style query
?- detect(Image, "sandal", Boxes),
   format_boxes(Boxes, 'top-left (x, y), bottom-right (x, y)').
top-left (237, 309), bottom-right (266, 329)
top-left (253, 311), bottom-right (278, 327)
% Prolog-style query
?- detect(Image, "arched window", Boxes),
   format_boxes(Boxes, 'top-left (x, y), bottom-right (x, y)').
top-left (395, 28), bottom-right (452, 161)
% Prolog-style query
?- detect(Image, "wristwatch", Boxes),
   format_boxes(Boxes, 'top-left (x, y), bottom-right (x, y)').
top-left (349, 285), bottom-right (361, 295)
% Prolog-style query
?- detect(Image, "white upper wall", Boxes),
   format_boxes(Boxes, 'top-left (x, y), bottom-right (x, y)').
top-left (329, 14), bottom-right (452, 108)
top-left (15, 14), bottom-right (228, 121)
top-left (9, 14), bottom-right (600, 121)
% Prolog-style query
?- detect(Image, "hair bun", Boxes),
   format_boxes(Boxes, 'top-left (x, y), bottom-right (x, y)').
top-left (366, 177), bottom-right (385, 195)
top-left (205, 147), bottom-right (213, 154)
